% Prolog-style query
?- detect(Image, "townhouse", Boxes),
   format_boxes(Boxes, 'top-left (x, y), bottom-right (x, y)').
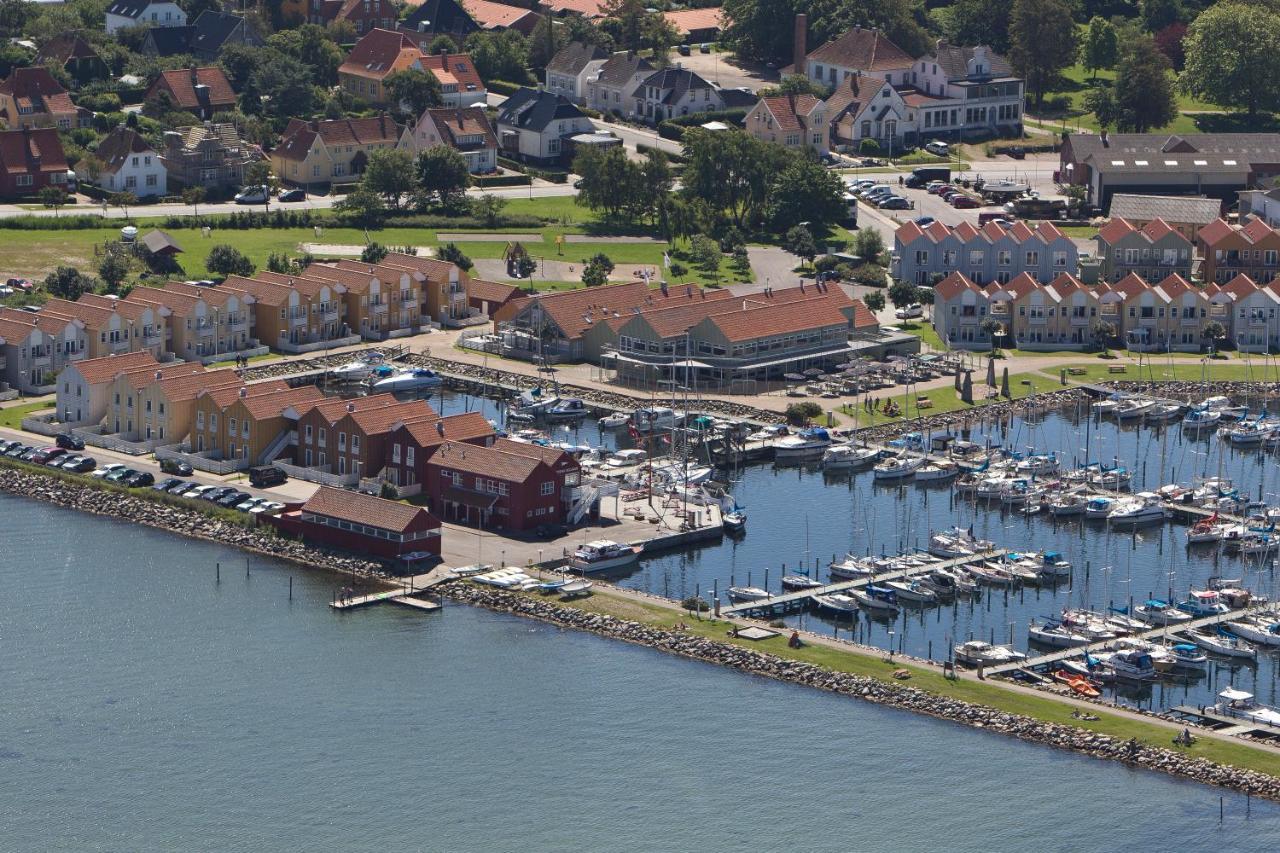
top-left (124, 281), bottom-right (257, 362)
top-left (405, 107), bottom-right (498, 173)
top-left (383, 410), bottom-right (494, 493)
top-left (295, 395), bottom-right (429, 478)
top-left (544, 42), bottom-right (608, 103)
top-left (585, 52), bottom-right (653, 116)
top-left (218, 273), bottom-right (356, 354)
top-left (892, 220), bottom-right (1078, 286)
top-left (271, 116), bottom-right (409, 190)
top-left (190, 382), bottom-right (325, 464)
top-left (1095, 217), bottom-right (1194, 283)
top-left (634, 66), bottom-right (722, 123)
top-left (103, 365), bottom-right (240, 443)
top-left (423, 437), bottom-right (581, 530)
top-left (744, 93), bottom-right (827, 155)
top-left (297, 263), bottom-right (394, 340)
top-left (1108, 194), bottom-right (1223, 242)
top-left (328, 258), bottom-right (427, 330)
top-left (41, 295), bottom-right (167, 360)
top-left (55, 350), bottom-right (158, 426)
top-left (1209, 274), bottom-right (1280, 353)
top-left (1196, 217), bottom-right (1280, 285)
top-left (0, 67), bottom-right (87, 131)
top-left (373, 252), bottom-right (468, 325)
top-left (0, 307), bottom-right (86, 394)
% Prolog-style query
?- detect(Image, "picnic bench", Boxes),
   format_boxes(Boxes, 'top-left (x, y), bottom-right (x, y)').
top-left (1108, 364), bottom-right (1127, 374)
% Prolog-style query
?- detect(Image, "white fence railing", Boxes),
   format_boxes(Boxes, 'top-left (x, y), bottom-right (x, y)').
top-left (272, 460), bottom-right (358, 488)
top-left (155, 444), bottom-right (249, 475)
top-left (21, 412), bottom-right (66, 436)
top-left (75, 426), bottom-right (161, 455)
top-left (276, 334), bottom-right (362, 355)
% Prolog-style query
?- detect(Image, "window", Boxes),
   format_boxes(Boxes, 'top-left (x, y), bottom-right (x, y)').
top-left (146, 174), bottom-right (157, 187)
top-left (305, 424), bottom-right (313, 442)
top-left (318, 428), bottom-right (326, 447)
top-left (406, 446), bottom-right (414, 465)
top-left (392, 443), bottom-right (401, 463)
top-left (1025, 251), bottom-right (1038, 266)
top-left (15, 175), bottom-right (32, 187)
top-left (337, 432), bottom-right (346, 451)
top-left (540, 481), bottom-right (555, 496)
top-left (1053, 251), bottom-right (1067, 267)
top-left (229, 417), bottom-right (236, 435)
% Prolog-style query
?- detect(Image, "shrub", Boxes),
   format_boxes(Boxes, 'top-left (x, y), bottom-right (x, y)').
top-left (785, 401), bottom-right (822, 425)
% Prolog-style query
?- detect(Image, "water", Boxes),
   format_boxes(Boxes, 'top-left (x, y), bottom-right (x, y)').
top-left (621, 404), bottom-right (1280, 712)
top-left (3, 493), bottom-right (1279, 851)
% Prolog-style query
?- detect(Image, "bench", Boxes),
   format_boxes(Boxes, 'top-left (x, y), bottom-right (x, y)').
top-left (1067, 367), bottom-right (1087, 376)
top-left (1108, 365), bottom-right (1127, 374)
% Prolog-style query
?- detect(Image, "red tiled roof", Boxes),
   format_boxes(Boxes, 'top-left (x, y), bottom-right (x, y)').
top-left (400, 410), bottom-right (494, 447)
top-left (428, 439), bottom-right (546, 482)
top-left (1155, 273), bottom-right (1197, 297)
top-left (0, 127), bottom-right (67, 175)
top-left (757, 93), bottom-right (821, 133)
top-left (495, 436), bottom-right (574, 468)
top-left (242, 384), bottom-right (326, 419)
top-left (417, 52), bottom-right (484, 93)
top-left (663, 6), bottom-right (722, 34)
top-left (148, 67), bottom-right (236, 110)
top-left (991, 272), bottom-right (1041, 299)
top-left (152, 367), bottom-right (241, 403)
top-left (934, 272), bottom-right (981, 299)
top-left (805, 27), bottom-right (914, 72)
top-left (0, 67), bottom-right (75, 118)
top-left (66, 350), bottom-right (159, 385)
top-left (462, 0), bottom-right (539, 28)
top-left (303, 485), bottom-right (435, 533)
top-left (1111, 272), bottom-right (1152, 298)
top-left (1046, 272), bottom-right (1087, 297)
top-left (340, 29), bottom-right (425, 81)
top-left (417, 106), bottom-right (497, 150)
top-left (1195, 218), bottom-right (1235, 246)
top-left (301, 392), bottom-right (403, 425)
top-left (701, 293), bottom-right (853, 343)
top-left (823, 73), bottom-right (877, 123)
top-left (347, 398), bottom-right (437, 435)
top-left (467, 278), bottom-right (519, 305)
top-left (538, 0), bottom-right (608, 18)
top-left (274, 116), bottom-right (402, 163)
top-left (1097, 217), bottom-right (1135, 244)
top-left (1221, 273), bottom-right (1262, 297)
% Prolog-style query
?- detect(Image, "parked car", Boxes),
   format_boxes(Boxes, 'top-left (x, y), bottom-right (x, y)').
top-left (179, 484), bottom-right (217, 499)
top-left (153, 477), bottom-right (186, 492)
top-left (699, 42), bottom-right (712, 53)
top-left (677, 44), bottom-right (691, 56)
top-left (914, 216), bottom-right (935, 226)
top-left (0, 440), bottom-right (18, 454)
top-left (19, 446), bottom-right (39, 460)
top-left (277, 188), bottom-right (307, 202)
top-left (1005, 146), bottom-right (1026, 159)
top-left (6, 443), bottom-right (31, 458)
top-left (0, 284), bottom-right (12, 296)
top-left (92, 462), bottom-right (126, 478)
top-left (104, 467), bottom-right (136, 483)
top-left (6, 277), bottom-right (32, 292)
top-left (234, 185), bottom-right (270, 205)
top-left (878, 196), bottom-right (910, 210)
top-left (250, 501), bottom-right (285, 516)
top-left (235, 496), bottom-right (265, 512)
top-left (951, 194), bottom-right (979, 209)
top-left (31, 446), bottom-right (65, 464)
top-left (925, 139), bottom-right (950, 156)
top-left (895, 304), bottom-right (924, 320)
top-left (201, 486), bottom-right (237, 502)
top-left (159, 457), bottom-right (194, 477)
top-left (248, 465), bottom-right (287, 488)
top-left (124, 471), bottom-right (155, 488)
top-left (216, 490), bottom-right (251, 508)
top-left (55, 432), bottom-right (85, 451)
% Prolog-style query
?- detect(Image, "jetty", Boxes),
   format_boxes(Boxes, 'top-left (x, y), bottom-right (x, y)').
top-left (719, 549), bottom-right (1008, 616)
top-left (1169, 705), bottom-right (1280, 741)
top-left (329, 565), bottom-right (456, 612)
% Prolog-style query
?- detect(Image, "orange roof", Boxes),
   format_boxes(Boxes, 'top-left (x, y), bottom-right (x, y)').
top-left (991, 272), bottom-right (1041, 299)
top-left (418, 52), bottom-right (483, 93)
top-left (539, 0), bottom-right (608, 17)
top-left (467, 278), bottom-right (520, 305)
top-left (428, 439), bottom-right (546, 482)
top-left (662, 6), bottom-right (722, 34)
top-left (66, 350), bottom-right (159, 385)
top-left (152, 367), bottom-right (241, 403)
top-left (1155, 273), bottom-right (1197, 297)
top-left (148, 67), bottom-right (236, 110)
top-left (1196, 218), bottom-right (1235, 245)
top-left (1046, 273), bottom-right (1088, 297)
top-left (462, 0), bottom-right (539, 28)
top-left (303, 485), bottom-right (436, 533)
top-left (703, 294), bottom-right (853, 343)
top-left (934, 272), bottom-right (982, 299)
top-left (757, 93), bottom-right (822, 133)
top-left (301, 392), bottom-right (403, 426)
top-left (242, 384), bottom-right (325, 419)
top-left (805, 26), bottom-right (913, 72)
top-left (339, 29), bottom-right (424, 81)
top-left (399, 410), bottom-right (494, 447)
top-left (346, 398), bottom-right (437, 435)
top-left (1097, 217), bottom-right (1136, 244)
top-left (496, 436), bottom-right (575, 468)
top-left (1221, 273), bottom-right (1261, 297)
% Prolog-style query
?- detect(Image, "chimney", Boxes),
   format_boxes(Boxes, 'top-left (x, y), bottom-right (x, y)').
top-left (1100, 130), bottom-right (1109, 147)
top-left (793, 13), bottom-right (808, 67)
top-left (190, 67), bottom-right (198, 85)
top-left (154, 370), bottom-right (163, 380)
top-left (239, 386), bottom-right (248, 398)
top-left (436, 420), bottom-right (444, 435)
top-left (346, 402), bottom-right (356, 413)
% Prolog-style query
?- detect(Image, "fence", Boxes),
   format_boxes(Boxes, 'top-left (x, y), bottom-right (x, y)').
top-left (75, 426), bottom-right (161, 455)
top-left (21, 412), bottom-right (66, 436)
top-left (276, 334), bottom-right (362, 355)
top-left (155, 443), bottom-right (249, 475)
top-left (272, 460), bottom-right (358, 488)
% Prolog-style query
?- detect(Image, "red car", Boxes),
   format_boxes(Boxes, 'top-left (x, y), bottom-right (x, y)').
top-left (5, 277), bottom-right (32, 292)
top-left (930, 184), bottom-right (956, 196)
top-left (951, 195), bottom-right (980, 209)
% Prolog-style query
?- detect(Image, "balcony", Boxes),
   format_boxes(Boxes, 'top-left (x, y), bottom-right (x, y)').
top-left (228, 316), bottom-right (248, 331)
top-left (322, 307), bottom-right (339, 323)
top-left (1028, 314), bottom-right (1047, 325)
top-left (32, 352), bottom-right (51, 367)
top-left (289, 311), bottom-right (308, 327)
top-left (1069, 313), bottom-right (1088, 325)
top-left (143, 330), bottom-right (163, 346)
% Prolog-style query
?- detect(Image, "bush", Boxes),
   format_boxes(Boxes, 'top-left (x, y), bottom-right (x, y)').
top-left (680, 595), bottom-right (709, 612)
top-left (379, 481), bottom-right (399, 500)
top-left (657, 121), bottom-right (685, 142)
top-left (785, 401), bottom-right (822, 425)
top-left (486, 79), bottom-right (523, 96)
top-left (473, 173), bottom-right (531, 188)
top-left (814, 254), bottom-right (840, 273)
top-left (851, 264), bottom-right (888, 288)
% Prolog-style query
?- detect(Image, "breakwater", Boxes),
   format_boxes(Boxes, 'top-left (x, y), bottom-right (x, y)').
top-left (445, 581), bottom-right (1280, 802)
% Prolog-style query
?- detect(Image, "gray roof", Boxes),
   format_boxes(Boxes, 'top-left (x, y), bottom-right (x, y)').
top-left (107, 0), bottom-right (153, 18)
top-left (595, 52), bottom-right (653, 88)
top-left (546, 41), bottom-right (606, 76)
top-left (1108, 194), bottom-right (1223, 226)
top-left (641, 67), bottom-right (714, 104)
top-left (142, 229), bottom-right (183, 254)
top-left (498, 87), bottom-right (587, 132)
top-left (1069, 133), bottom-right (1280, 163)
top-left (930, 41), bottom-right (1011, 80)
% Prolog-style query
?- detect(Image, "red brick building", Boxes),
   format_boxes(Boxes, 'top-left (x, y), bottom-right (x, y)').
top-left (384, 410), bottom-right (494, 491)
top-left (272, 485), bottom-right (441, 561)
top-left (295, 394), bottom-right (435, 479)
top-left (0, 128), bottom-right (69, 199)
top-left (423, 437), bottom-right (580, 531)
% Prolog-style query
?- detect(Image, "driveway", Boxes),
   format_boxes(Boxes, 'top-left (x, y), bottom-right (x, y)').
top-left (665, 49), bottom-right (777, 93)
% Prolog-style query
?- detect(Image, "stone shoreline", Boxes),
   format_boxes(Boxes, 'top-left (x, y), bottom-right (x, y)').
top-left (445, 581), bottom-right (1280, 802)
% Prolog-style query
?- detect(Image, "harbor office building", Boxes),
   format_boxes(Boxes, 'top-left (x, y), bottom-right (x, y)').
top-left (270, 486), bottom-right (442, 563)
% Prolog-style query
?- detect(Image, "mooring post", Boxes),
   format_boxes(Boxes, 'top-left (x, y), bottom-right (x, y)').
top-left (216, 562), bottom-right (220, 583)
top-left (289, 576), bottom-right (293, 600)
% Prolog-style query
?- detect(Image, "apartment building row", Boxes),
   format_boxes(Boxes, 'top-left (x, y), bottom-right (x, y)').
top-left (892, 219), bottom-right (1079, 286)
top-left (933, 269), bottom-right (1280, 353)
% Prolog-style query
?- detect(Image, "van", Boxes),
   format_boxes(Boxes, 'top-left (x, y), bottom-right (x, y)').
top-left (249, 465), bottom-right (287, 488)
top-left (860, 184), bottom-right (892, 200)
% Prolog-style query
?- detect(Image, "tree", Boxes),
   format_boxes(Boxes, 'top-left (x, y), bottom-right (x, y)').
top-left (689, 234), bottom-right (722, 282)
top-left (765, 154), bottom-right (846, 231)
top-left (669, 260), bottom-right (688, 282)
top-left (573, 144), bottom-right (633, 219)
top-left (581, 259), bottom-right (609, 286)
top-left (438, 243), bottom-right (474, 271)
top-left (1153, 22), bottom-right (1187, 71)
top-left (98, 252), bottom-right (130, 293)
top-left (585, 252), bottom-right (614, 275)
top-left (1181, 2), bottom-right (1280, 119)
top-left (1139, 0), bottom-right (1181, 33)
top-left (385, 67), bottom-right (442, 117)
top-left (681, 128), bottom-right (787, 228)
top-left (916, 285), bottom-right (935, 318)
top-left (44, 266), bottom-right (94, 300)
top-left (1114, 37), bottom-right (1177, 132)
top-left (601, 0), bottom-right (649, 52)
top-left (722, 0), bottom-right (930, 64)
top-left (888, 280), bottom-right (919, 311)
top-left (1009, 0), bottom-right (1079, 109)
top-left (361, 242), bottom-right (388, 264)
top-left (465, 30), bottom-right (530, 84)
top-left (1091, 318), bottom-right (1116, 349)
top-left (244, 161), bottom-right (274, 211)
top-left (473, 193), bottom-right (507, 227)
top-left (206, 245), bottom-right (255, 277)
top-left (759, 75), bottom-right (830, 98)
top-left (862, 289), bottom-right (885, 314)
top-left (979, 316), bottom-right (1003, 352)
top-left (415, 145), bottom-right (470, 209)
top-left (334, 184), bottom-right (385, 228)
top-left (267, 23), bottom-right (344, 87)
top-left (943, 0), bottom-right (1012, 54)
top-left (853, 228), bottom-right (885, 264)
top-left (267, 251), bottom-right (298, 274)
top-left (108, 191), bottom-right (137, 220)
top-left (182, 186), bottom-right (206, 218)
top-left (784, 225), bottom-right (817, 267)
top-left (362, 148), bottom-right (416, 210)
top-left (1083, 86), bottom-right (1119, 131)
top-left (515, 254), bottom-right (535, 281)
top-left (38, 185), bottom-right (65, 217)
top-left (1202, 320), bottom-right (1226, 354)
top-left (251, 53), bottom-right (316, 118)
top-left (1081, 17), bottom-right (1119, 78)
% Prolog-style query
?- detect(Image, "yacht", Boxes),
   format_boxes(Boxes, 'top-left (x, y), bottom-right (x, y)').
top-left (1145, 401), bottom-right (1183, 422)
top-left (930, 566), bottom-right (977, 595)
top-left (569, 540), bottom-right (641, 573)
top-left (598, 411), bottom-right (630, 428)
top-left (1238, 531), bottom-right (1280, 557)
top-left (722, 510), bottom-right (747, 533)
top-left (605, 448), bottom-right (648, 468)
top-left (1104, 610), bottom-right (1147, 635)
top-left (632, 407), bottom-right (680, 432)
top-left (370, 367), bottom-right (443, 392)
top-left (1183, 628), bottom-right (1257, 660)
top-left (774, 427), bottom-right (833, 459)
top-left (1028, 621), bottom-right (1090, 648)
top-left (1088, 466), bottom-right (1132, 490)
top-left (1186, 517), bottom-right (1229, 544)
top-left (1181, 407), bottom-right (1222, 433)
top-left (965, 562), bottom-right (1016, 587)
top-left (1132, 599), bottom-right (1193, 626)
top-left (329, 353), bottom-right (384, 381)
top-left (781, 572), bottom-right (824, 591)
top-left (1198, 395), bottom-right (1248, 417)
top-left (883, 579), bottom-right (937, 604)
top-left (1106, 493), bottom-right (1168, 526)
top-left (1175, 589), bottom-right (1230, 618)
top-left (1101, 648), bottom-right (1158, 681)
top-left (560, 579), bottom-right (593, 598)
top-left (822, 443), bottom-right (878, 470)
top-left (953, 640), bottom-right (1026, 667)
top-left (914, 460), bottom-right (958, 482)
top-left (1225, 615), bottom-right (1280, 647)
top-left (851, 587), bottom-right (900, 615)
top-left (1115, 397), bottom-right (1156, 420)
top-left (1213, 688), bottom-right (1280, 727)
top-left (928, 526), bottom-right (994, 558)
top-left (829, 555), bottom-right (875, 581)
top-left (1059, 609), bottom-right (1117, 642)
top-left (814, 593), bottom-right (860, 617)
top-left (1015, 453), bottom-right (1058, 475)
top-left (1084, 496), bottom-right (1115, 519)
top-left (546, 398), bottom-right (589, 420)
top-left (1031, 551), bottom-right (1072, 579)
top-left (1048, 492), bottom-right (1088, 517)
top-left (1161, 642), bottom-right (1208, 671)
top-left (873, 452), bottom-right (923, 480)
top-left (1091, 396), bottom-right (1122, 416)
top-left (725, 586), bottom-right (770, 603)
top-left (1225, 418), bottom-right (1280, 446)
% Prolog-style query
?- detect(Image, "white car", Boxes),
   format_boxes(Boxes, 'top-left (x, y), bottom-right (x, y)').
top-left (234, 185), bottom-right (270, 205)
top-left (925, 140), bottom-right (950, 156)
top-left (250, 501), bottom-right (285, 516)
top-left (180, 484), bottom-right (217, 500)
top-left (895, 304), bottom-right (924, 320)
top-left (91, 463), bottom-right (126, 479)
top-left (235, 496), bottom-right (264, 512)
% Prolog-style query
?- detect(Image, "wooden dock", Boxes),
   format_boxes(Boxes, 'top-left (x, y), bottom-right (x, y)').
top-left (983, 607), bottom-right (1269, 676)
top-left (1169, 705), bottom-right (1280, 740)
top-left (329, 565), bottom-right (455, 612)
top-left (719, 549), bottom-right (1008, 616)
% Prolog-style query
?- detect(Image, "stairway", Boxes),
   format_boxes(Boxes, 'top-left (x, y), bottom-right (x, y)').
top-left (258, 429), bottom-right (296, 466)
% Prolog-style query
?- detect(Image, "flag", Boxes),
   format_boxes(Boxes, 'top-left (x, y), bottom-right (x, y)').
top-left (663, 251), bottom-right (670, 268)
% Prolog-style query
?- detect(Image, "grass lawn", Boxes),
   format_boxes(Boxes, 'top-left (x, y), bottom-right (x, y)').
top-left (1055, 225), bottom-right (1097, 239)
top-left (895, 320), bottom-right (944, 351)
top-left (506, 582), bottom-right (1280, 777)
top-left (832, 369), bottom-right (1060, 427)
top-left (1064, 359), bottom-right (1280, 385)
top-left (206, 352), bottom-right (276, 369)
top-left (0, 400), bottom-right (52, 429)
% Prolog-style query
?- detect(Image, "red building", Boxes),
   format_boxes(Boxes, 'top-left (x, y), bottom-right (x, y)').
top-left (296, 394), bottom-right (434, 477)
top-left (271, 485), bottom-right (441, 562)
top-left (0, 128), bottom-right (69, 199)
top-left (384, 410), bottom-right (494, 492)
top-left (424, 437), bottom-right (581, 531)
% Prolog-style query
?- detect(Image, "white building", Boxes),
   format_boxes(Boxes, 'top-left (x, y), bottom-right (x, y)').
top-left (496, 87), bottom-right (596, 165)
top-left (93, 126), bottom-right (167, 198)
top-left (544, 42), bottom-right (607, 103)
top-left (105, 0), bottom-right (187, 34)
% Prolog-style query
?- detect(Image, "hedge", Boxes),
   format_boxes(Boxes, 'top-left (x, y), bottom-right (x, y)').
top-left (636, 143), bottom-right (685, 163)
top-left (989, 140), bottom-right (1060, 154)
top-left (657, 121), bottom-right (685, 142)
top-left (667, 108), bottom-right (748, 127)
top-left (0, 215), bottom-right (103, 230)
top-left (473, 173), bottom-right (532, 188)
top-left (487, 79), bottom-right (523, 97)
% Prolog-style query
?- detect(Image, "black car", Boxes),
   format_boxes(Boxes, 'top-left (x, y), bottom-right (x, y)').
top-left (160, 457), bottom-right (194, 477)
top-left (202, 486), bottom-right (237, 502)
top-left (125, 471), bottom-right (155, 487)
top-left (5, 443), bottom-right (30, 457)
top-left (277, 188), bottom-right (307, 202)
top-left (0, 440), bottom-right (17, 453)
top-left (153, 477), bottom-right (186, 492)
top-left (55, 432), bottom-right (85, 451)
top-left (216, 490), bottom-right (251, 508)
top-left (19, 446), bottom-right (40, 460)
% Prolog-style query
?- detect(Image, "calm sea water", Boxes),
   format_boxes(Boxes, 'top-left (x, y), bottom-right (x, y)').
top-left (3, 493), bottom-right (1280, 851)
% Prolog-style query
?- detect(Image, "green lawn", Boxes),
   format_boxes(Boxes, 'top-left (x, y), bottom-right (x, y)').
top-left (1064, 359), bottom-right (1280, 385)
top-left (0, 401), bottom-right (52, 429)
top-left (498, 582), bottom-right (1280, 778)
top-left (895, 320), bottom-right (943, 351)
top-left (206, 352), bottom-right (276, 368)
top-left (833, 369), bottom-right (1060, 427)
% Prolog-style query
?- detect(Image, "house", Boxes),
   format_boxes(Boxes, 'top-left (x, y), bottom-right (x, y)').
top-left (1196, 217), bottom-right (1280, 285)
top-left (382, 411), bottom-right (492, 492)
top-left (375, 252), bottom-right (469, 324)
top-left (160, 123), bottom-right (256, 193)
top-left (399, 0), bottom-right (479, 40)
top-left (104, 366), bottom-right (241, 443)
top-left (141, 229), bottom-right (183, 258)
top-left (124, 281), bottom-right (258, 363)
top-left (55, 350), bottom-right (159, 427)
top-left (105, 0), bottom-right (186, 34)
top-left (0, 308), bottom-right (86, 393)
top-left (1240, 187), bottom-right (1280, 230)
top-left (634, 66), bottom-right (722, 123)
top-left (423, 437), bottom-right (581, 530)
top-left (461, 0), bottom-right (540, 33)
top-left (272, 486), bottom-right (442, 562)
top-left (313, 257), bottom-right (428, 334)
top-left (892, 219), bottom-right (1078, 286)
top-left (931, 272), bottom-right (994, 349)
top-left (585, 51), bottom-right (653, 116)
top-left (146, 67), bottom-right (237, 119)
top-left (496, 87), bottom-right (596, 165)
top-left (219, 273), bottom-right (358, 354)
top-left (142, 11), bottom-right (263, 60)
top-left (1059, 133), bottom-right (1280, 211)
top-left (293, 394), bottom-right (427, 475)
top-left (796, 25), bottom-right (913, 88)
top-left (191, 382), bottom-right (325, 464)
top-left (271, 116), bottom-right (409, 190)
top-left (338, 29), bottom-right (427, 106)
top-left (1108, 194), bottom-right (1223, 242)
top-left (663, 7), bottom-right (723, 44)
top-left (823, 72), bottom-right (906, 153)
top-left (1213, 273), bottom-right (1280, 352)
top-left (417, 50), bottom-right (486, 107)
top-left (139, 25), bottom-right (195, 57)
top-left (745, 93), bottom-right (827, 154)
top-left (466, 278), bottom-right (521, 319)
top-left (538, 0), bottom-right (607, 18)
top-left (0, 128), bottom-right (71, 199)
top-left (41, 295), bottom-right (167, 360)
top-left (1095, 218), bottom-right (1194, 283)
top-left (93, 126), bottom-right (167, 198)
top-left (0, 67), bottom-right (86, 131)
top-left (406, 107), bottom-right (497, 173)
top-left (36, 35), bottom-right (109, 84)
top-left (311, 0), bottom-right (399, 36)
top-left (545, 42), bottom-right (608, 103)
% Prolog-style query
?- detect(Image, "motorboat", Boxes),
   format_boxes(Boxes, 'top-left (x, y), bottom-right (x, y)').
top-left (537, 578), bottom-right (571, 594)
top-left (632, 406), bottom-right (680, 432)
top-left (774, 427), bottom-right (833, 459)
top-left (1104, 609), bottom-right (1147, 635)
top-left (1181, 407), bottom-right (1223, 432)
top-left (1176, 589), bottom-right (1230, 618)
top-left (726, 585), bottom-right (770, 603)
top-left (1145, 400), bottom-right (1184, 422)
top-left (829, 555), bottom-right (875, 581)
top-left (965, 562), bottom-right (1015, 587)
top-left (953, 640), bottom-right (1026, 667)
top-left (1015, 453), bottom-right (1058, 475)
top-left (329, 352), bottom-right (384, 381)
top-left (823, 443), bottom-right (879, 470)
top-left (1048, 492), bottom-right (1088, 517)
top-left (928, 526), bottom-right (994, 558)
top-left (598, 411), bottom-right (630, 428)
top-left (1198, 395), bottom-right (1246, 415)
top-left (1161, 642), bottom-right (1208, 671)
top-left (1028, 621), bottom-right (1090, 648)
top-left (1101, 648), bottom-right (1158, 681)
top-left (1106, 493), bottom-right (1168, 526)
top-left (746, 424), bottom-right (788, 442)
top-left (370, 367), bottom-right (443, 392)
top-left (1030, 551), bottom-right (1072, 579)
top-left (1226, 615), bottom-right (1280, 647)
top-left (781, 572), bottom-right (824, 591)
top-left (1084, 496), bottom-right (1115, 519)
top-left (560, 579), bottom-right (593, 598)
top-left (1132, 599), bottom-right (1193, 626)
top-left (514, 387), bottom-right (560, 416)
top-left (1182, 628), bottom-right (1257, 660)
top-left (1059, 610), bottom-right (1117, 642)
top-left (1213, 688), bottom-right (1280, 727)
top-left (605, 448), bottom-right (648, 468)
top-left (722, 510), bottom-right (747, 532)
top-left (883, 579), bottom-right (937, 604)
top-left (814, 593), bottom-right (860, 617)
top-left (930, 566), bottom-right (977, 595)
top-left (569, 540), bottom-right (641, 572)
top-left (915, 460), bottom-right (958, 482)
top-left (1091, 396), bottom-right (1122, 417)
top-left (976, 475), bottom-right (1016, 500)
top-left (851, 587), bottom-right (900, 615)
top-left (873, 452), bottom-right (923, 480)
top-left (1114, 397), bottom-right (1156, 421)
top-left (1186, 516), bottom-right (1229, 544)
top-left (546, 398), bottom-right (589, 420)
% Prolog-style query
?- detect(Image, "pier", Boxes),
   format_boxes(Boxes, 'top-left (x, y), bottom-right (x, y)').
top-left (329, 566), bottom-right (455, 612)
top-left (719, 550), bottom-right (1008, 617)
